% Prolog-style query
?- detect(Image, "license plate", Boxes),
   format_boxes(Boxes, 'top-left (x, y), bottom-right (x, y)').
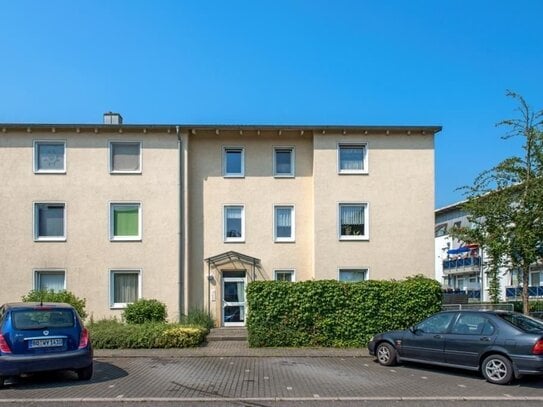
top-left (29, 338), bottom-right (64, 349)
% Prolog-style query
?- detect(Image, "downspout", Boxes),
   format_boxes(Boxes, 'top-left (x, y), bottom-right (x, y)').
top-left (176, 125), bottom-right (185, 319)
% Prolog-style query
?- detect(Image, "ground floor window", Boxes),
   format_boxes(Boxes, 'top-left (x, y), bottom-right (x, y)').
top-left (110, 270), bottom-right (141, 308)
top-left (35, 270), bottom-right (65, 292)
top-left (338, 268), bottom-right (368, 282)
top-left (274, 270), bottom-right (295, 282)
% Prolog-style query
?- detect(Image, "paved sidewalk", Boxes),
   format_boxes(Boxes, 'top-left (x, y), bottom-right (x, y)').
top-left (95, 340), bottom-right (371, 358)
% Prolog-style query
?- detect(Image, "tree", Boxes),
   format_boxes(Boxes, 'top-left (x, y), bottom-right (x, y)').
top-left (451, 91), bottom-right (543, 314)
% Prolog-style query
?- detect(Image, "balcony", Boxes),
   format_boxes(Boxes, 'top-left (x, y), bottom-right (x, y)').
top-left (505, 286), bottom-right (543, 298)
top-left (442, 257), bottom-right (481, 275)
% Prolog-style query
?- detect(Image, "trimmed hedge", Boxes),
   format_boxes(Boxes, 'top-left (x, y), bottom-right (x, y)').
top-left (246, 275), bottom-right (442, 347)
top-left (88, 320), bottom-right (207, 349)
top-left (123, 299), bottom-right (167, 324)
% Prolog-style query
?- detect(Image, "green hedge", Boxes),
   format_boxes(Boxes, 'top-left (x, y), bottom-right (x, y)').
top-left (22, 290), bottom-right (87, 320)
top-left (246, 275), bottom-right (442, 347)
top-left (88, 320), bottom-right (207, 349)
top-left (123, 299), bottom-right (167, 324)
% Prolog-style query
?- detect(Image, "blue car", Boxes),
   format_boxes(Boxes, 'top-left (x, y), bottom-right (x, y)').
top-left (0, 302), bottom-right (93, 387)
top-left (368, 310), bottom-right (543, 385)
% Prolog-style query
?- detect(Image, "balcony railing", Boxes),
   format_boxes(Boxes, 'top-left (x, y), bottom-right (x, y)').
top-left (506, 286), bottom-right (543, 298)
top-left (443, 257), bottom-right (481, 269)
top-left (442, 257), bottom-right (481, 275)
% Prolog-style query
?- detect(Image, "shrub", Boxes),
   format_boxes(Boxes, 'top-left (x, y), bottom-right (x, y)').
top-left (22, 290), bottom-right (87, 320)
top-left (88, 319), bottom-right (206, 349)
top-left (180, 307), bottom-right (215, 330)
top-left (123, 299), bottom-right (167, 324)
top-left (246, 275), bottom-right (442, 347)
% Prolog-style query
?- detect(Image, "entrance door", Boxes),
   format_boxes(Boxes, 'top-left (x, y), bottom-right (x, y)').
top-left (222, 275), bottom-right (246, 326)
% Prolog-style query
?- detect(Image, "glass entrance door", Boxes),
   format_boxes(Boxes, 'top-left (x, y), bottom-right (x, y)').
top-left (222, 277), bottom-right (246, 326)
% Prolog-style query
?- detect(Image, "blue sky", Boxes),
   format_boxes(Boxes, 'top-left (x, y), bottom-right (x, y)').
top-left (1, 1), bottom-right (542, 208)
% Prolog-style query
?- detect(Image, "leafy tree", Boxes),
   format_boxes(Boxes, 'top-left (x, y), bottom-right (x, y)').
top-left (452, 91), bottom-right (543, 314)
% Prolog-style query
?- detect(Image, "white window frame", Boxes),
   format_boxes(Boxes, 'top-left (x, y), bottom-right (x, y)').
top-left (274, 269), bottom-right (296, 282)
top-left (337, 142), bottom-right (368, 174)
top-left (338, 267), bottom-right (369, 282)
top-left (109, 141), bottom-right (142, 174)
top-left (338, 202), bottom-right (369, 240)
top-left (34, 269), bottom-right (66, 291)
top-left (274, 205), bottom-right (295, 242)
top-left (223, 205), bottom-right (245, 243)
top-left (109, 202), bottom-right (142, 241)
top-left (223, 147), bottom-right (245, 177)
top-left (33, 140), bottom-right (66, 174)
top-left (273, 146), bottom-right (295, 177)
top-left (33, 202), bottom-right (67, 242)
top-left (109, 269), bottom-right (142, 309)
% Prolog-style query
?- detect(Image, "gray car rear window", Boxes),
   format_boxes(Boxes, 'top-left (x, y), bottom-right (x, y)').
top-left (498, 313), bottom-right (543, 333)
top-left (12, 309), bottom-right (75, 330)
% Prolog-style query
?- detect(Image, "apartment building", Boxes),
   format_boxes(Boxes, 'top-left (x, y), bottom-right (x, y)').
top-left (435, 202), bottom-right (543, 303)
top-left (0, 115), bottom-right (441, 325)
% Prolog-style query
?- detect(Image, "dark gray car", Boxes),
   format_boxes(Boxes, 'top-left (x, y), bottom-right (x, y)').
top-left (367, 310), bottom-right (543, 385)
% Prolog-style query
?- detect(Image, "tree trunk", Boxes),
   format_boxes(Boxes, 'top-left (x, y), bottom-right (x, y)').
top-left (522, 265), bottom-right (530, 315)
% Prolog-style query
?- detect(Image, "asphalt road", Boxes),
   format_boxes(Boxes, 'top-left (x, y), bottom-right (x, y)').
top-left (0, 356), bottom-right (542, 406)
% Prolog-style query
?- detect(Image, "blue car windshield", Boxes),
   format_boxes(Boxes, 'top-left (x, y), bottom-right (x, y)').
top-left (498, 313), bottom-right (543, 333)
top-left (12, 309), bottom-right (75, 330)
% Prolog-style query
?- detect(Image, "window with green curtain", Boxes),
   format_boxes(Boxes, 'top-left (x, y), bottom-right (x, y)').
top-left (113, 204), bottom-right (139, 237)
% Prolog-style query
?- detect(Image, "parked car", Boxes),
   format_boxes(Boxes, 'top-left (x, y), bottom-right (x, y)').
top-left (0, 302), bottom-right (93, 387)
top-left (368, 310), bottom-right (543, 385)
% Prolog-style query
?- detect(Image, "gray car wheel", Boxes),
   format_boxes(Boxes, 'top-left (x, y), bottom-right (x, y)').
top-left (376, 342), bottom-right (397, 366)
top-left (481, 354), bottom-right (513, 385)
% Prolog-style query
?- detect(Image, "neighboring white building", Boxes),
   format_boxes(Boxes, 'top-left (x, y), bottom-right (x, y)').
top-left (434, 201), bottom-right (543, 302)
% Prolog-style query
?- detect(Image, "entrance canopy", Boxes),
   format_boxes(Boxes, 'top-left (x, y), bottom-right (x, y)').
top-left (205, 251), bottom-right (261, 281)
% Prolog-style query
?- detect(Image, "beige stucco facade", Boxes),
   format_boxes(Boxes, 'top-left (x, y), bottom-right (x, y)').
top-left (0, 126), bottom-right (181, 321)
top-left (186, 127), bottom-right (437, 325)
top-left (0, 122), bottom-right (439, 326)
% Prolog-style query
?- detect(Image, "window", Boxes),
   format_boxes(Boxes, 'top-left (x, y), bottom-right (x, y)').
top-left (451, 314), bottom-right (493, 335)
top-left (110, 141), bottom-right (142, 173)
top-left (110, 270), bottom-right (141, 308)
top-left (339, 203), bottom-right (368, 240)
top-left (224, 205), bottom-right (245, 242)
top-left (275, 270), bottom-right (295, 282)
top-left (34, 141), bottom-right (66, 173)
top-left (223, 147), bottom-right (244, 177)
top-left (435, 223), bottom-right (448, 237)
top-left (274, 147), bottom-right (294, 177)
top-left (338, 268), bottom-right (367, 282)
top-left (35, 270), bottom-right (65, 292)
top-left (34, 203), bottom-right (66, 241)
top-left (274, 205), bottom-right (295, 242)
top-left (416, 313), bottom-right (455, 334)
top-left (338, 143), bottom-right (367, 174)
top-left (110, 203), bottom-right (142, 241)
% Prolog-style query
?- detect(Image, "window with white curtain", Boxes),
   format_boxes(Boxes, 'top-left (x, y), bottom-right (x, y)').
top-left (224, 205), bottom-right (245, 242)
top-left (110, 270), bottom-right (141, 308)
top-left (110, 141), bottom-right (142, 173)
top-left (34, 203), bottom-right (66, 241)
top-left (34, 140), bottom-right (66, 173)
top-left (338, 268), bottom-right (368, 282)
top-left (339, 203), bottom-right (368, 240)
top-left (338, 143), bottom-right (367, 174)
top-left (274, 205), bottom-right (294, 242)
top-left (35, 270), bottom-right (65, 292)
top-left (274, 147), bottom-right (295, 177)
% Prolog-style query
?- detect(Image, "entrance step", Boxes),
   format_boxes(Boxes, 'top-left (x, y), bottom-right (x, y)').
top-left (207, 327), bottom-right (248, 342)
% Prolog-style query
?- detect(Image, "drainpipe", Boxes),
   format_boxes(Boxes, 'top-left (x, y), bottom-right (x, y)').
top-left (176, 125), bottom-right (185, 320)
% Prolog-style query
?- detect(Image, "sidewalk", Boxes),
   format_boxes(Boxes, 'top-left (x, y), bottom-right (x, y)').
top-left (94, 340), bottom-right (371, 358)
